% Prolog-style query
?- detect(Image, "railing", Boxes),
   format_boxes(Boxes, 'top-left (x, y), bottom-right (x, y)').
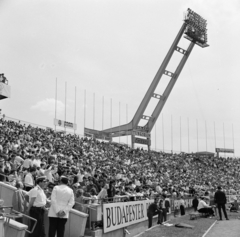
top-left (0, 206), bottom-right (37, 234)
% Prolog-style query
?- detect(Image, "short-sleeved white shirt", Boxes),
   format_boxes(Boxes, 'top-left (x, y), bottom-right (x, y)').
top-left (24, 173), bottom-right (34, 187)
top-left (28, 185), bottom-right (47, 207)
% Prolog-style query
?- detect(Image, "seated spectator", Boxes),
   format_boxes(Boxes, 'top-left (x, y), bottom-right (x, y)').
top-left (230, 197), bottom-right (239, 212)
top-left (197, 196), bottom-right (215, 217)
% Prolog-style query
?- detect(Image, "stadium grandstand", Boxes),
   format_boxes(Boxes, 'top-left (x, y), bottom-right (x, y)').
top-left (0, 5), bottom-right (239, 237)
top-left (0, 116), bottom-right (240, 236)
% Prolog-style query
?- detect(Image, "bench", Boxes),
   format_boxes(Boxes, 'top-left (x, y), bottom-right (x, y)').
top-left (189, 212), bottom-right (208, 220)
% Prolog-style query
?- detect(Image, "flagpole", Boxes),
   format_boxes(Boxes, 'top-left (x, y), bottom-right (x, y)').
top-left (126, 104), bottom-right (128, 146)
top-left (119, 101), bottom-right (120, 143)
top-left (205, 120), bottom-right (207, 151)
top-left (55, 78), bottom-right (57, 131)
top-left (196, 119), bottom-right (198, 152)
top-left (214, 122), bottom-right (216, 150)
top-left (162, 114), bottom-right (164, 152)
top-left (110, 98), bottom-right (112, 136)
top-left (93, 93), bottom-right (95, 129)
top-left (65, 82), bottom-right (67, 132)
top-left (232, 124), bottom-right (235, 158)
top-left (155, 121), bottom-right (156, 151)
top-left (188, 117), bottom-right (189, 153)
top-left (74, 86), bottom-right (76, 134)
top-left (102, 96), bottom-right (104, 130)
top-left (180, 116), bottom-right (181, 152)
top-left (223, 123), bottom-right (225, 157)
top-left (84, 90), bottom-right (86, 135)
top-left (171, 115), bottom-right (173, 153)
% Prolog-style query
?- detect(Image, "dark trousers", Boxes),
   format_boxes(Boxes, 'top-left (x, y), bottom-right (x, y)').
top-left (180, 205), bottom-right (185, 216)
top-left (217, 203), bottom-right (228, 220)
top-left (147, 213), bottom-right (153, 228)
top-left (147, 211), bottom-right (160, 228)
top-left (198, 207), bottom-right (214, 216)
top-left (29, 207), bottom-right (45, 237)
top-left (48, 217), bottom-right (68, 237)
top-left (159, 208), bottom-right (167, 223)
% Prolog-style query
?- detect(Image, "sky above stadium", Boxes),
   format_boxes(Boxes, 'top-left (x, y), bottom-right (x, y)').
top-left (0, 0), bottom-right (240, 156)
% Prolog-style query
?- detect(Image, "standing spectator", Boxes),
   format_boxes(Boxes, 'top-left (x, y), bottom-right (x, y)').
top-left (24, 167), bottom-right (36, 191)
top-left (214, 186), bottom-right (229, 220)
top-left (179, 196), bottom-right (185, 215)
top-left (192, 195), bottom-right (199, 212)
top-left (107, 180), bottom-right (116, 202)
top-left (97, 183), bottom-right (108, 203)
top-left (147, 197), bottom-right (160, 228)
top-left (48, 176), bottom-right (75, 237)
top-left (161, 194), bottom-right (170, 223)
top-left (27, 176), bottom-right (48, 237)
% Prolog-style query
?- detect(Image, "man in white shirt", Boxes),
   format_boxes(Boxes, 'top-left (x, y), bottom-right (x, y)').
top-left (27, 176), bottom-right (48, 237)
top-left (24, 167), bottom-right (36, 191)
top-left (48, 176), bottom-right (75, 237)
top-left (45, 165), bottom-right (57, 183)
top-left (32, 156), bottom-right (41, 168)
top-left (23, 155), bottom-right (33, 169)
top-left (197, 196), bottom-right (215, 217)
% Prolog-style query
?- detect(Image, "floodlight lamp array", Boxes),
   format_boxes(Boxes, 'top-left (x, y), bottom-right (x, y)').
top-left (184, 8), bottom-right (208, 47)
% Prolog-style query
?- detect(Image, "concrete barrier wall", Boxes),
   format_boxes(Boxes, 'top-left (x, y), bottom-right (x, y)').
top-left (0, 182), bottom-right (194, 237)
top-left (0, 182), bottom-right (88, 237)
top-left (0, 182), bottom-right (16, 207)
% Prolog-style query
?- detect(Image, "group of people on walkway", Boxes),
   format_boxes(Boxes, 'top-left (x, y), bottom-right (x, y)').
top-left (25, 175), bottom-right (74, 237)
top-left (194, 186), bottom-right (229, 220)
top-left (147, 194), bottom-right (171, 228)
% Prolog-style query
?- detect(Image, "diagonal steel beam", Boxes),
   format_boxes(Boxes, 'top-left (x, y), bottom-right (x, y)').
top-left (145, 41), bottom-right (195, 132)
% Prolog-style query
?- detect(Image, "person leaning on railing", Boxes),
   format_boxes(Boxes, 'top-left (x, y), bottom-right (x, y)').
top-left (0, 158), bottom-right (6, 182)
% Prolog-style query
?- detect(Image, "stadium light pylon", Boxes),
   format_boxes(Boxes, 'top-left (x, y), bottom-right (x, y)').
top-left (99, 9), bottom-right (209, 150)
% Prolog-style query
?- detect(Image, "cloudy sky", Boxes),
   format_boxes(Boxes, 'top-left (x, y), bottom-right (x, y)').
top-left (0, 0), bottom-right (240, 156)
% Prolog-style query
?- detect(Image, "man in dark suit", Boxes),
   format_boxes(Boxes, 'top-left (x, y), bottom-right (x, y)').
top-left (147, 197), bottom-right (160, 228)
top-left (214, 186), bottom-right (229, 220)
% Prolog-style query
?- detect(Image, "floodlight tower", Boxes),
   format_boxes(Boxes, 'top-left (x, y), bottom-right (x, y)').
top-left (101, 9), bottom-right (208, 150)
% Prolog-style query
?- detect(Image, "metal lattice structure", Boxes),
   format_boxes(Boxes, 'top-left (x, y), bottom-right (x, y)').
top-left (85, 8), bottom-right (209, 150)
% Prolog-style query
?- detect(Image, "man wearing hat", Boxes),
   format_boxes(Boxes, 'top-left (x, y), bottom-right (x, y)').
top-left (48, 176), bottom-right (75, 237)
top-left (214, 186), bottom-right (229, 220)
top-left (24, 167), bottom-right (36, 191)
top-left (27, 176), bottom-right (48, 237)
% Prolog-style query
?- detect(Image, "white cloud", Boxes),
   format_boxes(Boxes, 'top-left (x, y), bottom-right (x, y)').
top-left (31, 98), bottom-right (64, 116)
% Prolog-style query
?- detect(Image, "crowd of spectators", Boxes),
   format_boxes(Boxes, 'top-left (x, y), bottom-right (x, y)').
top-left (0, 118), bottom-right (239, 210)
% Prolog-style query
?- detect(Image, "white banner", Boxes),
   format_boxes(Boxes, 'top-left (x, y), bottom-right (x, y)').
top-left (103, 199), bottom-right (154, 233)
top-left (54, 119), bottom-right (77, 130)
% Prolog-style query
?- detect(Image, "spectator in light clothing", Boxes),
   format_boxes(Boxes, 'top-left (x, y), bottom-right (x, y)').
top-left (23, 155), bottom-right (32, 169)
top-left (179, 196), bottom-right (185, 215)
top-left (24, 167), bottom-right (36, 191)
top-left (48, 176), bottom-right (75, 237)
top-left (197, 196), bottom-right (215, 217)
